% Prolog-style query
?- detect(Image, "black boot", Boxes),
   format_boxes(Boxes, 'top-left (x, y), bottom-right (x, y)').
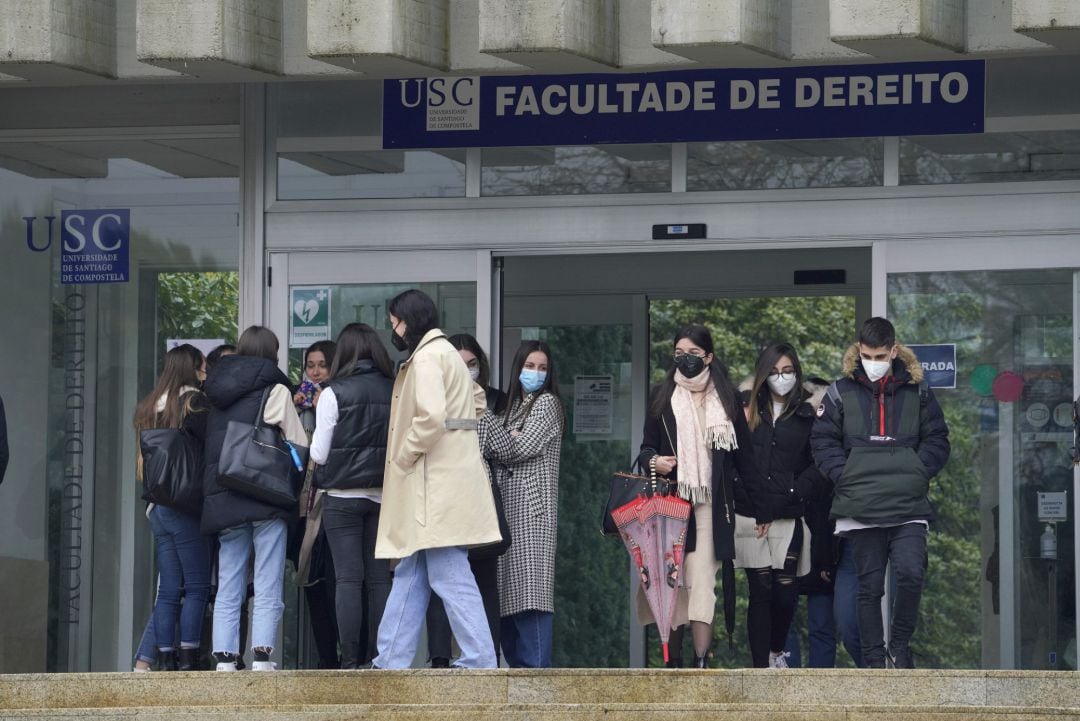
top-left (178, 648), bottom-right (201, 671)
top-left (157, 650), bottom-right (178, 671)
top-left (692, 651), bottom-right (710, 669)
top-left (340, 643), bottom-right (362, 670)
top-left (430, 656), bottom-right (451, 668)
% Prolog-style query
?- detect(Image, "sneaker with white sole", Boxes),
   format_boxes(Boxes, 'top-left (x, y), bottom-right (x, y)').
top-left (215, 661), bottom-right (238, 672)
top-left (251, 660), bottom-right (277, 671)
top-left (768, 651), bottom-right (791, 669)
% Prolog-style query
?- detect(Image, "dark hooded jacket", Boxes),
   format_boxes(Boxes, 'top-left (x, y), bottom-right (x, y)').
top-left (811, 343), bottom-right (950, 525)
top-left (201, 354), bottom-right (296, 535)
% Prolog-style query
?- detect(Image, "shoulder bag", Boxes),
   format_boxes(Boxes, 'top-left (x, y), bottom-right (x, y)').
top-left (218, 386), bottom-right (309, 509)
top-left (140, 395), bottom-right (204, 517)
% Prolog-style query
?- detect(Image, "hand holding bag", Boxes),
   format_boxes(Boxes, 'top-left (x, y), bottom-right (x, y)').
top-left (218, 386), bottom-right (309, 509)
top-left (602, 417), bottom-right (677, 535)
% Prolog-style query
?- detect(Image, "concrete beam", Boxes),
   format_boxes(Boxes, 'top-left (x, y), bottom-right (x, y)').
top-left (1013, 0), bottom-right (1080, 51)
top-left (136, 0), bottom-right (283, 80)
top-left (283, 0), bottom-right (354, 77)
top-left (652, 0), bottom-right (862, 65)
top-left (830, 0), bottom-right (966, 58)
top-left (479, 0), bottom-right (619, 72)
top-left (449, 0), bottom-right (523, 73)
top-left (0, 0), bottom-right (116, 81)
top-left (307, 0), bottom-right (449, 75)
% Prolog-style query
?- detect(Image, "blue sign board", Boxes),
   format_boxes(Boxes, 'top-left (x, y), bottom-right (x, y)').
top-left (909, 344), bottom-right (957, 389)
top-left (383, 60), bottom-right (984, 149)
top-left (60, 209), bottom-right (130, 284)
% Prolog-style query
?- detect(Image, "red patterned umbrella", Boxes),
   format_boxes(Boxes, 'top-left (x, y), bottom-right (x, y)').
top-left (612, 492), bottom-right (692, 663)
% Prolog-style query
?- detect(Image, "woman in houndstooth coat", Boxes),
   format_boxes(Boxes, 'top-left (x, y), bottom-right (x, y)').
top-left (479, 340), bottom-right (564, 668)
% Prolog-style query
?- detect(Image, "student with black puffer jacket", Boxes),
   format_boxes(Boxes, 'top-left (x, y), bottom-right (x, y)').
top-left (202, 326), bottom-right (307, 672)
top-left (309, 323), bottom-right (395, 669)
top-left (733, 343), bottom-right (830, 669)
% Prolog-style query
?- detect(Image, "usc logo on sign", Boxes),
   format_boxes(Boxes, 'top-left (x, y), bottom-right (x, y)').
top-left (397, 77), bottom-right (481, 132)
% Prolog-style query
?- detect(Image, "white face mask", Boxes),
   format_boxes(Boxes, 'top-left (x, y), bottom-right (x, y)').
top-left (863, 358), bottom-right (892, 382)
top-left (767, 373), bottom-right (798, 397)
top-left (468, 366), bottom-right (481, 383)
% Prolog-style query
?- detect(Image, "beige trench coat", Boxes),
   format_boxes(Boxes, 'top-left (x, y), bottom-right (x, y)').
top-left (374, 328), bottom-right (502, 560)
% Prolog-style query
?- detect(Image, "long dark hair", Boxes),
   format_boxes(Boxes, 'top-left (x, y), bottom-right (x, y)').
top-left (500, 340), bottom-right (562, 427)
top-left (387, 289), bottom-right (439, 352)
top-left (650, 324), bottom-right (739, 421)
top-left (448, 333), bottom-right (490, 388)
top-left (330, 323), bottom-right (394, 379)
top-left (237, 325), bottom-right (279, 362)
top-left (206, 344), bottom-right (235, 372)
top-left (747, 342), bottom-right (804, 431)
top-left (134, 344), bottom-right (204, 433)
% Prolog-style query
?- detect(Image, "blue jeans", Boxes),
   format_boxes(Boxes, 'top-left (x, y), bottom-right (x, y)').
top-left (785, 591), bottom-right (837, 668)
top-left (135, 587), bottom-right (163, 665)
top-left (834, 538), bottom-right (864, 667)
top-left (501, 610), bottom-right (554, 668)
top-left (374, 546), bottom-right (496, 669)
top-left (213, 518), bottom-right (287, 655)
top-left (148, 505), bottom-right (211, 652)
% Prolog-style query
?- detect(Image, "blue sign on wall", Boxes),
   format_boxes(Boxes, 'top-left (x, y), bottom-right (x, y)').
top-left (60, 209), bottom-right (130, 284)
top-left (383, 60), bottom-right (984, 149)
top-left (908, 344), bottom-right (957, 389)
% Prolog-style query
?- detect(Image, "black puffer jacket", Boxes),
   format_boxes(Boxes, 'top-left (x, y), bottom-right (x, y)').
top-left (201, 354), bottom-right (295, 535)
top-left (735, 384), bottom-right (832, 521)
top-left (315, 360), bottom-right (393, 491)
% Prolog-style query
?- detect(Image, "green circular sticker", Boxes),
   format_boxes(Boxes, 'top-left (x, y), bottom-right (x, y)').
top-left (970, 364), bottom-right (997, 396)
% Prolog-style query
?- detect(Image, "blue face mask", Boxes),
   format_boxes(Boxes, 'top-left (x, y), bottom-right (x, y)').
top-left (520, 369), bottom-right (547, 394)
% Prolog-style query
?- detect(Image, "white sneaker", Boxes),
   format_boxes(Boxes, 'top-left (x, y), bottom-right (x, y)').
top-left (251, 660), bottom-right (277, 671)
top-left (215, 661), bottom-right (238, 672)
top-left (768, 651), bottom-right (790, 669)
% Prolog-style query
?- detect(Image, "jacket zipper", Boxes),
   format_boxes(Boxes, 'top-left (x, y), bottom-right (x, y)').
top-left (878, 379), bottom-right (887, 436)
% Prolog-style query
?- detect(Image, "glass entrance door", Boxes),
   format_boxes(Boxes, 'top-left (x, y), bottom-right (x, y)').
top-left (267, 249), bottom-right (489, 668)
top-left (880, 239), bottom-right (1080, 670)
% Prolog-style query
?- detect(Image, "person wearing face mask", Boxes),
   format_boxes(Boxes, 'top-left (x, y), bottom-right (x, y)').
top-left (811, 317), bottom-right (950, 669)
top-left (425, 333), bottom-right (507, 667)
top-left (372, 290), bottom-right (502, 669)
top-left (734, 343), bottom-right (830, 668)
top-left (478, 340), bottom-right (563, 668)
top-left (638, 324), bottom-right (769, 668)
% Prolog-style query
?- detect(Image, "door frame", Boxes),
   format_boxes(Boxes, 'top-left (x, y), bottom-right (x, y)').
top-left (873, 235), bottom-right (1080, 669)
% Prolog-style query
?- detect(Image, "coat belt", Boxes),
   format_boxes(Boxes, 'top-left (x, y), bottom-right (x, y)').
top-left (445, 417), bottom-right (478, 431)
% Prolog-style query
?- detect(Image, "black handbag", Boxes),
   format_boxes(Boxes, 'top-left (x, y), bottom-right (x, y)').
top-left (218, 387), bottom-right (309, 510)
top-left (140, 427), bottom-right (203, 517)
top-left (602, 417), bottom-right (677, 535)
top-left (470, 471), bottom-right (513, 560)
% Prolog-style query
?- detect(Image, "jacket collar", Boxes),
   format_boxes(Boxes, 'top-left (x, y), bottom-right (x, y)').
top-left (841, 343), bottom-right (923, 386)
top-left (400, 328), bottom-right (446, 367)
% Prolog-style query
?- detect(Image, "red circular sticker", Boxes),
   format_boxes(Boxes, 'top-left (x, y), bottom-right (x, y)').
top-left (992, 371), bottom-right (1025, 403)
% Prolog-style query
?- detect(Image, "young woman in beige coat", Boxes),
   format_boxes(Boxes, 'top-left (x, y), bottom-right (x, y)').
top-left (372, 289), bottom-right (502, 669)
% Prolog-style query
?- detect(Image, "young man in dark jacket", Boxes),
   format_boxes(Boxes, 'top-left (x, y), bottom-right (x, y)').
top-left (810, 317), bottom-right (950, 669)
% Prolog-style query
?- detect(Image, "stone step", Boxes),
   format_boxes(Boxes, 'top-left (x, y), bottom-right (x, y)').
top-left (1, 670), bottom-right (1079, 719)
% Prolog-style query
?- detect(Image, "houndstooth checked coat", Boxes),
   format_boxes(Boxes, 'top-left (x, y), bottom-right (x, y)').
top-left (479, 391), bottom-right (563, 617)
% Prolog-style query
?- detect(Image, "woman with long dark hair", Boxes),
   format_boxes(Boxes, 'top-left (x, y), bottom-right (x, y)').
top-left (309, 323), bottom-right (394, 668)
top-left (638, 324), bottom-right (769, 667)
top-left (479, 340), bottom-right (563, 667)
top-left (734, 343), bottom-right (827, 668)
top-left (202, 326), bottom-right (307, 671)
top-left (133, 344), bottom-right (211, 671)
top-left (373, 290), bottom-right (502, 669)
top-left (426, 333), bottom-right (507, 667)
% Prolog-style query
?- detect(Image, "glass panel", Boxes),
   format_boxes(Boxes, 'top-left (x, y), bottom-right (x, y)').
top-left (647, 295), bottom-right (858, 667)
top-left (481, 145), bottom-right (671, 196)
top-left (900, 131), bottom-right (1080, 185)
top-left (687, 138), bottom-right (883, 191)
top-left (888, 269), bottom-right (1075, 669)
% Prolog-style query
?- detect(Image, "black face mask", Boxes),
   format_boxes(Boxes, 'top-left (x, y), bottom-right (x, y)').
top-left (391, 330), bottom-right (409, 352)
top-left (674, 354), bottom-right (707, 379)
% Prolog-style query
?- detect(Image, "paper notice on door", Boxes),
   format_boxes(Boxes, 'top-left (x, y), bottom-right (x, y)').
top-left (573, 375), bottom-right (613, 436)
top-left (290, 286), bottom-right (332, 348)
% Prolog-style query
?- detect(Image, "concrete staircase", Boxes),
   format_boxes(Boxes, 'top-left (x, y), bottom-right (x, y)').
top-left (2, 668), bottom-right (1080, 720)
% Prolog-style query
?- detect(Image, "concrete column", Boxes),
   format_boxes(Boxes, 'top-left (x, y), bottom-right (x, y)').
top-left (1013, 0), bottom-right (1080, 51)
top-left (652, 0), bottom-right (861, 64)
top-left (307, 0), bottom-right (449, 75)
top-left (136, 0), bottom-right (283, 79)
top-left (829, 0), bottom-right (966, 58)
top-left (0, 0), bottom-right (116, 81)
top-left (479, 0), bottom-right (618, 71)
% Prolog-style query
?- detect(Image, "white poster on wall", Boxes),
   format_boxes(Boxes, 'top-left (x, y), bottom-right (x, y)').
top-left (573, 375), bottom-right (613, 436)
top-left (166, 338), bottom-right (225, 357)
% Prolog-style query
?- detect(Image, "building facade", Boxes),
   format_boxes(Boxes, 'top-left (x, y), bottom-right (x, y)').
top-left (0, 0), bottom-right (1077, 672)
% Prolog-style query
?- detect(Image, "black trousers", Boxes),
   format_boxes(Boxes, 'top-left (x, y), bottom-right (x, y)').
top-left (426, 555), bottom-right (501, 663)
top-left (745, 520), bottom-right (803, 668)
top-left (322, 495), bottom-right (392, 667)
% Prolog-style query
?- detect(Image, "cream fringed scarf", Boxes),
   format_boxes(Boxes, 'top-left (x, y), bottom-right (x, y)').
top-left (670, 370), bottom-right (738, 505)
